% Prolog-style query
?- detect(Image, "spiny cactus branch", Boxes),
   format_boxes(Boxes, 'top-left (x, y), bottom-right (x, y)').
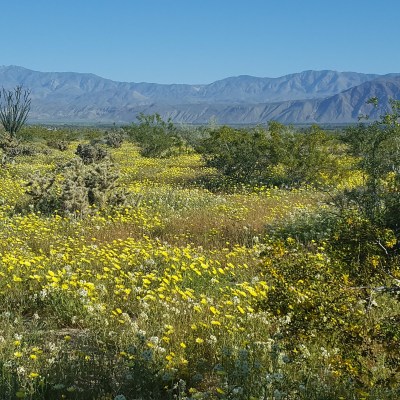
top-left (0, 86), bottom-right (31, 137)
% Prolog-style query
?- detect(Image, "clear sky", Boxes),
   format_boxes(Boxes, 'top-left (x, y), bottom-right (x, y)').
top-left (2, 0), bottom-right (400, 84)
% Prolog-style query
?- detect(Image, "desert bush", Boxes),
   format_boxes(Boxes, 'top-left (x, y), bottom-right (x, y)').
top-left (199, 123), bottom-right (349, 188)
top-left (269, 124), bottom-right (349, 187)
top-left (17, 144), bottom-right (38, 156)
top-left (199, 125), bottom-right (272, 183)
top-left (320, 99), bottom-right (400, 289)
top-left (327, 208), bottom-right (397, 282)
top-left (258, 236), bottom-right (400, 391)
top-left (340, 99), bottom-right (400, 229)
top-left (266, 207), bottom-right (337, 244)
top-left (20, 125), bottom-right (106, 142)
top-left (126, 113), bottom-right (187, 158)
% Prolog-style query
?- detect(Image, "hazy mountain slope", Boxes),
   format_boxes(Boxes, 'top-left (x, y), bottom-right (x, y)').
top-left (314, 76), bottom-right (400, 122)
top-left (0, 66), bottom-right (398, 124)
top-left (106, 76), bottom-right (400, 124)
top-left (197, 70), bottom-right (379, 103)
top-left (0, 65), bottom-right (378, 105)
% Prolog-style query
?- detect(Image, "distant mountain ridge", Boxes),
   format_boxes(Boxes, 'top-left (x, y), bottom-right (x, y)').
top-left (0, 65), bottom-right (399, 124)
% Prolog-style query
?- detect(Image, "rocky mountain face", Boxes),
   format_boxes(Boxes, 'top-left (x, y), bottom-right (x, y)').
top-left (0, 65), bottom-right (398, 124)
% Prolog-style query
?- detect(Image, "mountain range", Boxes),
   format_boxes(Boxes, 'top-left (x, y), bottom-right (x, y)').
top-left (0, 65), bottom-right (399, 124)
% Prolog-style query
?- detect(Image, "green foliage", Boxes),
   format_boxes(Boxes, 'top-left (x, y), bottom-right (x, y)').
top-left (199, 122), bottom-right (348, 188)
top-left (258, 237), bottom-right (400, 391)
top-left (327, 209), bottom-right (397, 282)
top-left (20, 125), bottom-right (105, 142)
top-left (266, 125), bottom-right (340, 186)
top-left (266, 207), bottom-right (337, 244)
top-left (199, 125), bottom-right (271, 182)
top-left (341, 99), bottom-right (400, 228)
top-left (126, 113), bottom-right (187, 158)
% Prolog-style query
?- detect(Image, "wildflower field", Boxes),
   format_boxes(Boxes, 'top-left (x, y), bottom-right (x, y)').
top-left (0, 121), bottom-right (399, 400)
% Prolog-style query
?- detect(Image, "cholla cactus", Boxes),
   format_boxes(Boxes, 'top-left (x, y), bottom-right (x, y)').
top-left (0, 132), bottom-right (37, 166)
top-left (26, 155), bottom-right (128, 216)
top-left (76, 143), bottom-right (108, 164)
top-left (25, 172), bottom-right (57, 213)
top-left (85, 160), bottom-right (123, 207)
top-left (59, 158), bottom-right (90, 216)
top-left (105, 131), bottom-right (124, 148)
top-left (0, 132), bottom-right (20, 166)
top-left (47, 140), bottom-right (69, 151)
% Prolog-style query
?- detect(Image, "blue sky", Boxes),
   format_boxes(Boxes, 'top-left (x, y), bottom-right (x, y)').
top-left (2, 0), bottom-right (400, 83)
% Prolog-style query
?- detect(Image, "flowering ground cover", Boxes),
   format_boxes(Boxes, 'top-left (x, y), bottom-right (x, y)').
top-left (0, 137), bottom-right (398, 399)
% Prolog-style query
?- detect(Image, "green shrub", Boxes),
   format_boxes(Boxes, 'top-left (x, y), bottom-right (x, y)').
top-left (199, 125), bottom-right (271, 183)
top-left (0, 132), bottom-right (21, 165)
top-left (198, 123), bottom-right (348, 188)
top-left (258, 236), bottom-right (400, 391)
top-left (340, 99), bottom-right (400, 228)
top-left (125, 113), bottom-right (187, 158)
top-left (266, 207), bottom-right (337, 244)
top-left (327, 208), bottom-right (397, 283)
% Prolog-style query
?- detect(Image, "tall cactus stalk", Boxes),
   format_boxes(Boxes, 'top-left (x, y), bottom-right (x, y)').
top-left (0, 86), bottom-right (31, 137)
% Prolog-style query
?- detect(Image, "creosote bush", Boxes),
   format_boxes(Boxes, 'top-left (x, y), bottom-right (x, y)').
top-left (125, 113), bottom-right (188, 158)
top-left (340, 99), bottom-right (400, 231)
top-left (198, 122), bottom-right (350, 188)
